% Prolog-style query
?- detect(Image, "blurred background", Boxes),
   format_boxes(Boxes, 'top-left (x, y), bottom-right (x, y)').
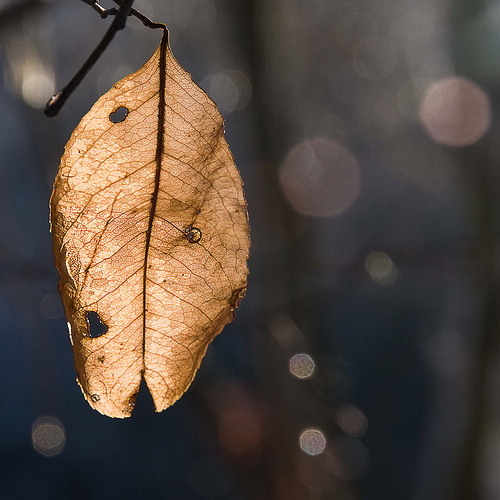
top-left (0, 0), bottom-right (499, 498)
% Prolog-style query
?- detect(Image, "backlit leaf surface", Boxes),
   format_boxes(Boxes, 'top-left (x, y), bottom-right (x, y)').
top-left (50, 32), bottom-right (250, 418)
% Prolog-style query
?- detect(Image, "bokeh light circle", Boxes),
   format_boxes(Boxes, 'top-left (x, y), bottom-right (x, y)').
top-left (353, 38), bottom-right (397, 80)
top-left (365, 252), bottom-right (398, 285)
top-left (289, 353), bottom-right (315, 378)
top-left (22, 69), bottom-right (54, 109)
top-left (336, 405), bottom-right (369, 437)
top-left (202, 70), bottom-right (252, 115)
top-left (300, 429), bottom-right (327, 455)
top-left (419, 76), bottom-right (491, 147)
top-left (40, 293), bottom-right (64, 319)
top-left (32, 416), bottom-right (66, 457)
top-left (398, 78), bottom-right (431, 119)
top-left (279, 138), bottom-right (361, 217)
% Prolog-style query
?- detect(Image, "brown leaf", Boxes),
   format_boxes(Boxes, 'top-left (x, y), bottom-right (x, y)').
top-left (50, 32), bottom-right (250, 418)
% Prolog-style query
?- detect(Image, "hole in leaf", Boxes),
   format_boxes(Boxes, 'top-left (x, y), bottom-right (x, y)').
top-left (86, 311), bottom-right (108, 338)
top-left (109, 106), bottom-right (129, 123)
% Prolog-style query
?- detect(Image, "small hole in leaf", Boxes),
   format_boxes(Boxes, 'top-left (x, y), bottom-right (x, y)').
top-left (86, 311), bottom-right (108, 338)
top-left (109, 106), bottom-right (129, 123)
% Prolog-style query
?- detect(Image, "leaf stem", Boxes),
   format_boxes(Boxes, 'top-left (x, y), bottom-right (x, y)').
top-left (111, 0), bottom-right (166, 30)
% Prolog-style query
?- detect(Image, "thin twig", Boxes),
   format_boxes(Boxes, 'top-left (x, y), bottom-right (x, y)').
top-left (44, 0), bottom-right (134, 116)
top-left (129, 8), bottom-right (166, 30)
top-left (45, 0), bottom-right (164, 117)
top-left (111, 0), bottom-right (166, 30)
top-left (81, 0), bottom-right (118, 19)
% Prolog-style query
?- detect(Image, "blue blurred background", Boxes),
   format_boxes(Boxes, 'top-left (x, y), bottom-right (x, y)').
top-left (1, 0), bottom-right (499, 498)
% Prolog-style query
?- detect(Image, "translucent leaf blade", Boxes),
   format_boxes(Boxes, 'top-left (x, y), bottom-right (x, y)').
top-left (50, 33), bottom-right (250, 418)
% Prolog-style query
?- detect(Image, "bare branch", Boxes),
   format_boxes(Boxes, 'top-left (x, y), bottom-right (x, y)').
top-left (80, 0), bottom-right (118, 19)
top-left (45, 0), bottom-right (142, 117)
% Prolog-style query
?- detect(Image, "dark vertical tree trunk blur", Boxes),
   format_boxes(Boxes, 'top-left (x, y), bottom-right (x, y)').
top-left (219, 1), bottom-right (352, 498)
top-left (449, 2), bottom-right (500, 499)
top-left (450, 129), bottom-right (500, 500)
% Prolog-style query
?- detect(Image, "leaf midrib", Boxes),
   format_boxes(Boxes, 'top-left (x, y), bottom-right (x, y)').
top-left (142, 31), bottom-right (168, 365)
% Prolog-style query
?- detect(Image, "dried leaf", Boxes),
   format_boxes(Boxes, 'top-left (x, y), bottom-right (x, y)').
top-left (50, 32), bottom-right (250, 418)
